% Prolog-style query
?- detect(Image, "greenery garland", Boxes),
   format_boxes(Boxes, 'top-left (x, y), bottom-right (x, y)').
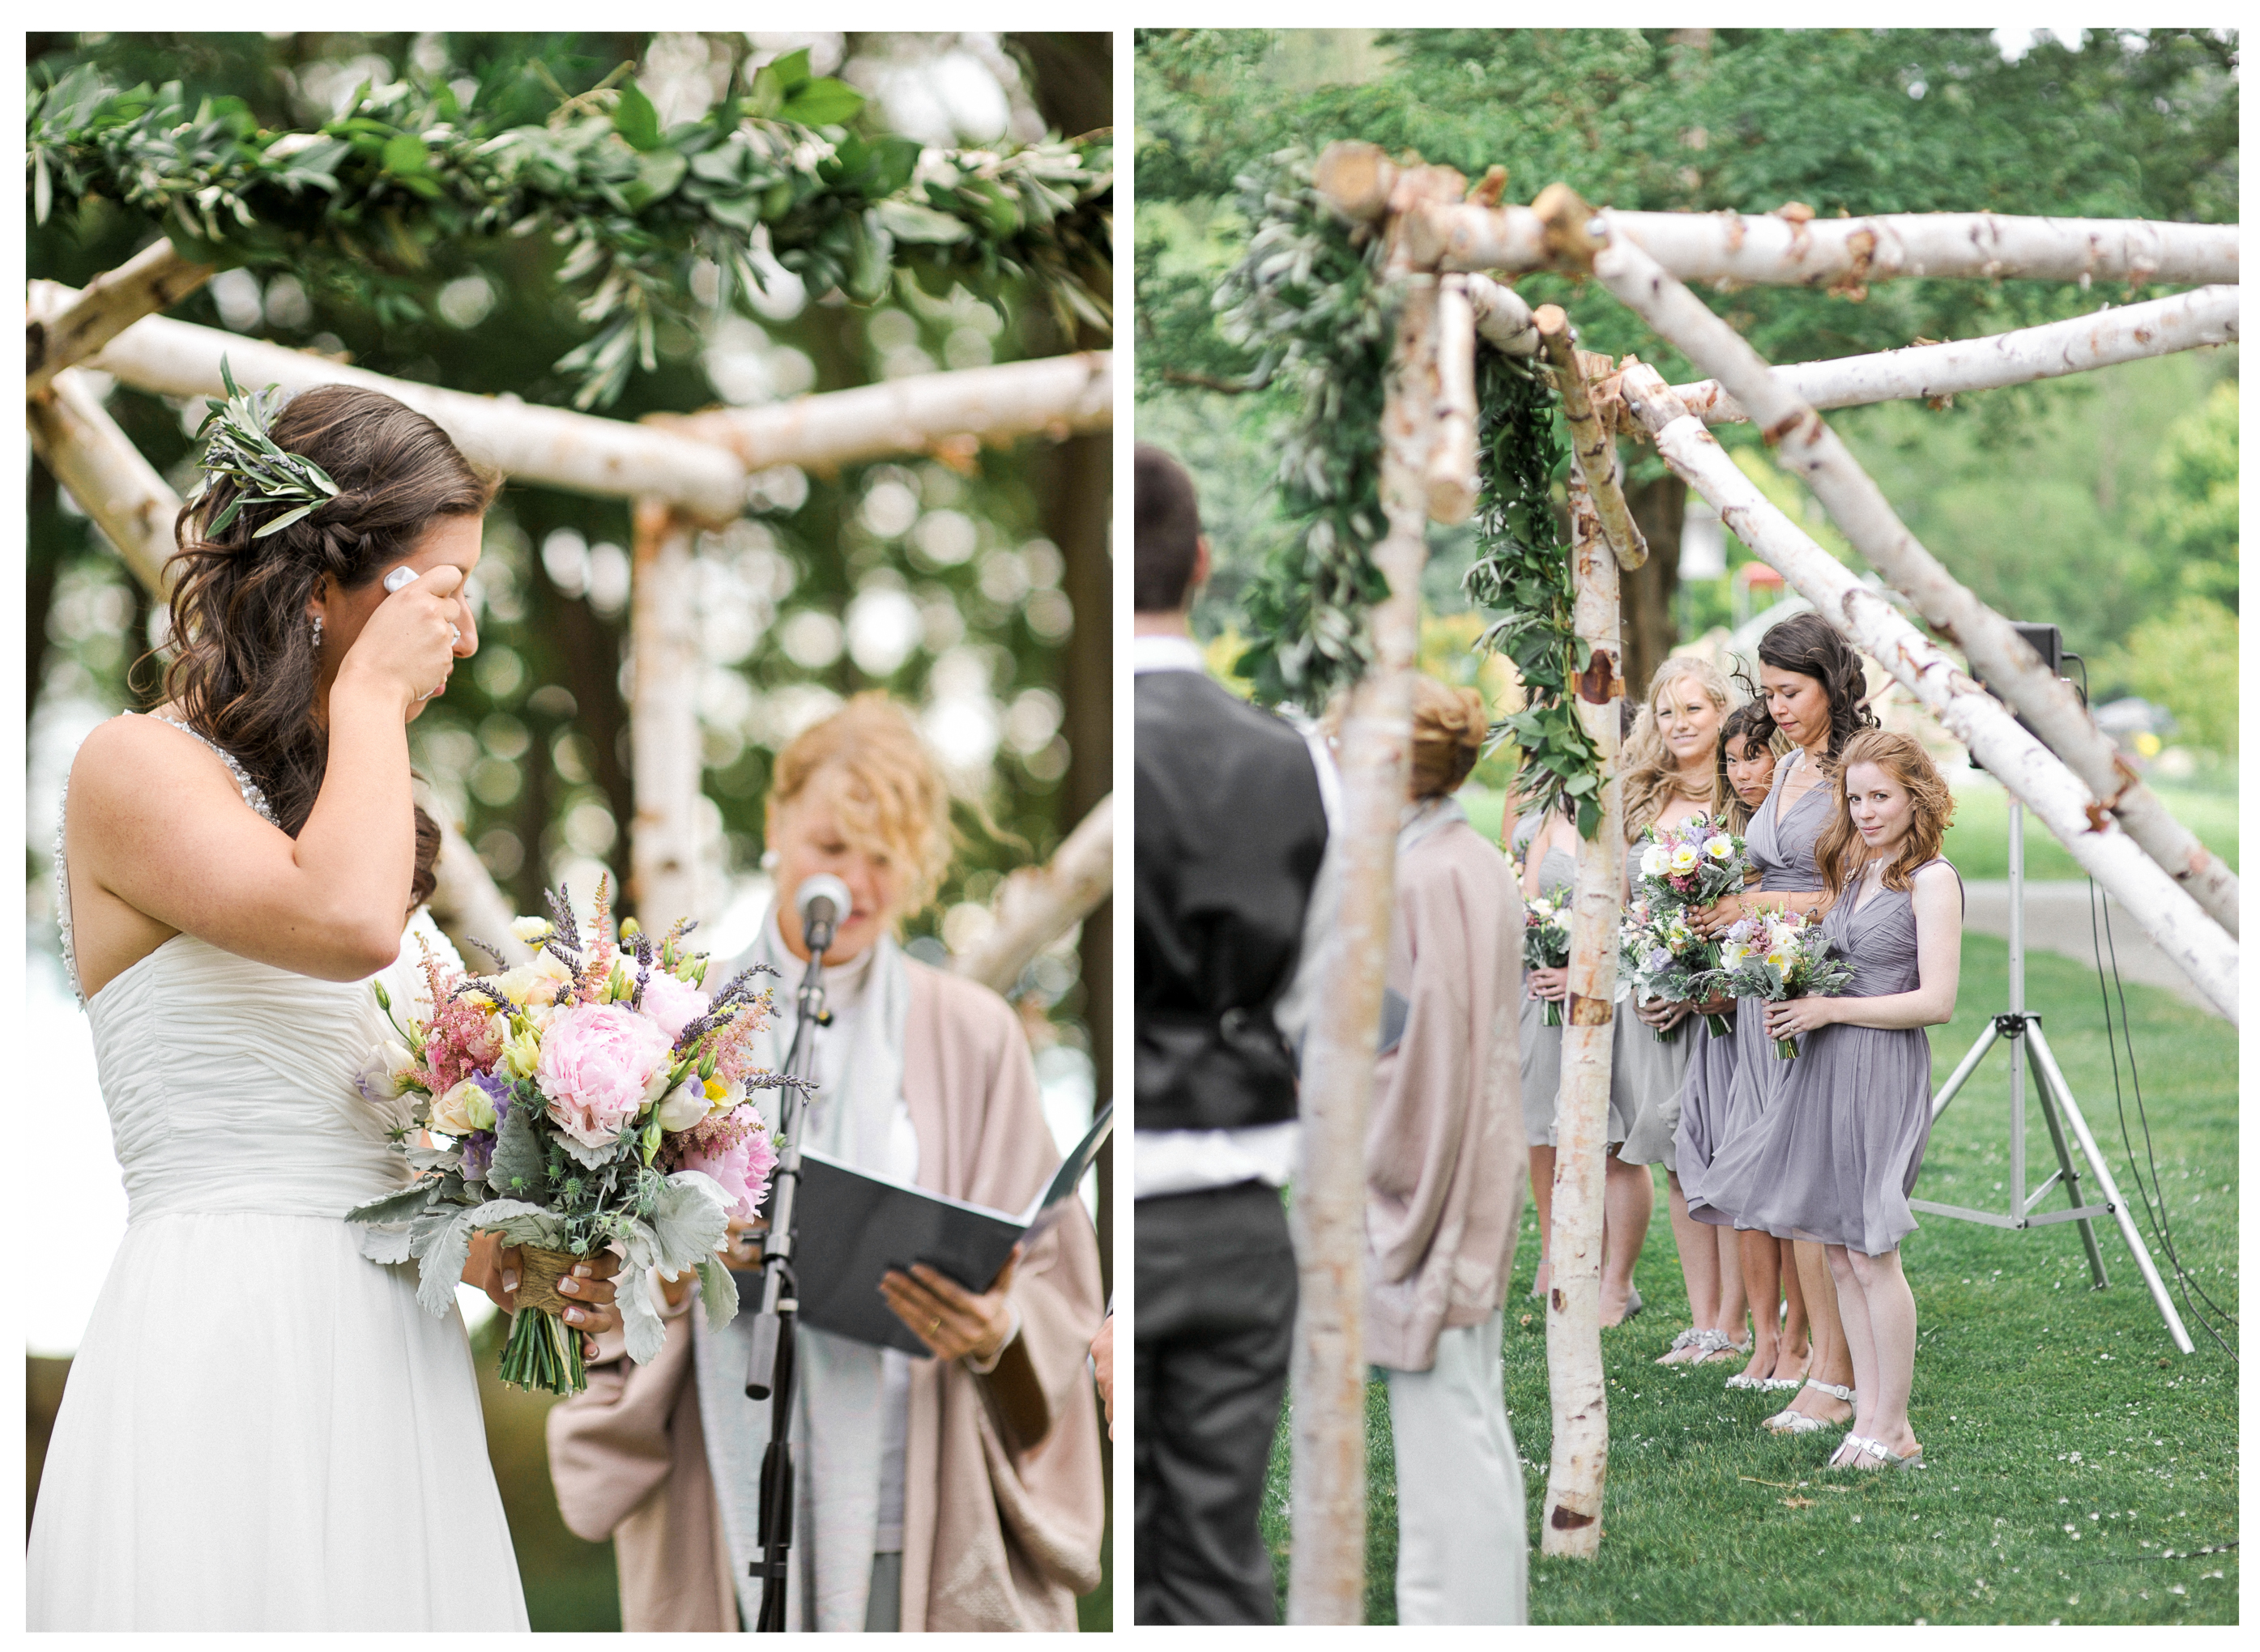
top-left (1211, 153), bottom-right (1395, 707)
top-left (29, 53), bottom-right (1111, 410)
top-left (1213, 152), bottom-right (1602, 830)
top-left (1464, 349), bottom-right (1602, 837)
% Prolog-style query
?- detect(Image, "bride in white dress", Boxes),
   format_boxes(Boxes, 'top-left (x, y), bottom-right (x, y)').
top-left (28, 381), bottom-right (620, 1630)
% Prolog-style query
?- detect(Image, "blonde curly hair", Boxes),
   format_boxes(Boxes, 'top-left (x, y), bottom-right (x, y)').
top-left (767, 692), bottom-right (956, 922)
top-left (1409, 675), bottom-right (1488, 800)
top-left (1619, 656), bottom-right (1738, 840)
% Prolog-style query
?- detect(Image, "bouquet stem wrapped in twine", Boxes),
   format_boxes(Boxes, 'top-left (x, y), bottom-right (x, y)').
top-left (496, 1243), bottom-right (591, 1394)
top-left (510, 1244), bottom-right (583, 1314)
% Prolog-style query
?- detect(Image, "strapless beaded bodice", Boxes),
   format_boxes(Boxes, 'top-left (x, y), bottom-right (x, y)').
top-left (85, 935), bottom-right (409, 1224)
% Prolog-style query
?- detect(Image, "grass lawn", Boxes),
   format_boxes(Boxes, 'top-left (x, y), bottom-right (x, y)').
top-left (1260, 932), bottom-right (2238, 1624)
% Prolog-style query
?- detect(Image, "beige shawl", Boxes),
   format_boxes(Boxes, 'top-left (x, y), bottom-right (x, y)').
top-left (1363, 814), bottom-right (1528, 1372)
top-left (547, 960), bottom-right (1107, 1629)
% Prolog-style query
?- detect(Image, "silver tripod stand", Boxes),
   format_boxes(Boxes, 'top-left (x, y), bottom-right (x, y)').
top-left (1912, 798), bottom-right (2193, 1354)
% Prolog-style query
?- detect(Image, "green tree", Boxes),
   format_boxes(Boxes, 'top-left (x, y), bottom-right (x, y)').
top-left (1135, 27), bottom-right (2237, 695)
top-left (2140, 378), bottom-right (2239, 612)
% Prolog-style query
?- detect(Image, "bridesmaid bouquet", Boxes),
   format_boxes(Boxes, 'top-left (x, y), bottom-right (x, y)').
top-left (1523, 892), bottom-right (1572, 1027)
top-left (1716, 911), bottom-right (1856, 1058)
top-left (1616, 897), bottom-right (1726, 1042)
top-left (1634, 813), bottom-right (1751, 910)
top-left (347, 881), bottom-right (791, 1394)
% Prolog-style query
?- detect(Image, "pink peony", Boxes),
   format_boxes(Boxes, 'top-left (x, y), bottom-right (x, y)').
top-left (680, 1105), bottom-right (779, 1219)
top-left (535, 1003), bottom-right (673, 1148)
top-left (637, 969), bottom-right (711, 1044)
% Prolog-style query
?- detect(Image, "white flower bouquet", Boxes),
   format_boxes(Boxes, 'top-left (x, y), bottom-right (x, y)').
top-left (1634, 812), bottom-right (1752, 912)
top-left (347, 882), bottom-right (792, 1394)
top-left (1716, 910), bottom-right (1857, 1058)
top-left (1524, 892), bottom-right (1573, 1027)
top-left (1617, 896), bottom-right (1728, 1041)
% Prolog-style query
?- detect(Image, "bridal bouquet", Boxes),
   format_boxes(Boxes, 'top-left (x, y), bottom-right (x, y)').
top-left (1524, 892), bottom-right (1572, 1027)
top-left (348, 882), bottom-right (791, 1394)
top-left (1616, 897), bottom-right (1726, 1042)
top-left (1716, 911), bottom-right (1856, 1058)
top-left (1634, 813), bottom-right (1751, 912)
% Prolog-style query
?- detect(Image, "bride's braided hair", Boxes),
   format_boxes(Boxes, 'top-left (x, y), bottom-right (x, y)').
top-left (160, 384), bottom-right (497, 909)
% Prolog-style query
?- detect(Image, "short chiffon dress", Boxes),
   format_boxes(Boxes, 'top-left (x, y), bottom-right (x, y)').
top-left (1680, 751), bottom-right (1831, 1228)
top-left (1693, 858), bottom-right (1962, 1256)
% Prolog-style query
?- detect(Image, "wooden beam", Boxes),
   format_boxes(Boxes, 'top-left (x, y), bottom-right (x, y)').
top-left (26, 238), bottom-right (214, 396)
top-left (1416, 202), bottom-right (2238, 288)
top-left (1667, 285), bottom-right (2239, 424)
top-left (949, 794), bottom-right (1112, 996)
top-left (659, 351), bottom-right (1112, 474)
top-left (1541, 473), bottom-right (1625, 1557)
top-left (1595, 219), bottom-right (2241, 939)
top-left (627, 498), bottom-right (707, 929)
top-left (27, 368), bottom-right (180, 596)
top-left (1534, 304), bottom-right (1648, 571)
top-left (1465, 271), bottom-right (1539, 356)
top-left (1613, 360), bottom-right (2238, 1021)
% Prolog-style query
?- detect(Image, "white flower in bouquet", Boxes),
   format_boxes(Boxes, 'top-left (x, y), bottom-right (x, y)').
top-left (429, 1075), bottom-right (498, 1136)
top-left (654, 1076), bottom-right (711, 1131)
top-left (510, 914), bottom-right (553, 945)
top-left (355, 1038), bottom-right (417, 1103)
top-left (1669, 842), bottom-right (1700, 874)
top-left (1640, 843), bottom-right (1669, 878)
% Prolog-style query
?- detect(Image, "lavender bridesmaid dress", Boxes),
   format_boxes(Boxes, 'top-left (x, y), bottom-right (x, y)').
top-left (1681, 751), bottom-right (1831, 1228)
top-left (1697, 859), bottom-right (1962, 1255)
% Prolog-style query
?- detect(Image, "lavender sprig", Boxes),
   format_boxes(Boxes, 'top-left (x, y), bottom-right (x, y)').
top-left (462, 936), bottom-right (512, 971)
top-left (545, 884), bottom-right (583, 954)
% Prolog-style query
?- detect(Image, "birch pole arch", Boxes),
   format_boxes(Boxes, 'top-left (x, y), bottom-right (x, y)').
top-left (28, 62), bottom-right (1117, 982)
top-left (1230, 138), bottom-right (2236, 1610)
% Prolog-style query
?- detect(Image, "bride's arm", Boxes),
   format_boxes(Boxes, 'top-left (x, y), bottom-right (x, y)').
top-left (69, 568), bottom-right (464, 981)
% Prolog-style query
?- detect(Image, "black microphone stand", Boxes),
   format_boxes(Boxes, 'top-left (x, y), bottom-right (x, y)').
top-left (744, 916), bottom-right (832, 1632)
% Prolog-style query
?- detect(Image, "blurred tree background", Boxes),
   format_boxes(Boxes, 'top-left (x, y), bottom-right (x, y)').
top-left (27, 29), bottom-right (1111, 1631)
top-left (1136, 28), bottom-right (2237, 777)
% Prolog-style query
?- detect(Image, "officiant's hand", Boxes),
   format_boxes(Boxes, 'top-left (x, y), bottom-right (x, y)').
top-left (881, 1245), bottom-right (1022, 1364)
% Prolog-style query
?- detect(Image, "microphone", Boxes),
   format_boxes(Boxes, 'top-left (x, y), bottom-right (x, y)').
top-left (795, 874), bottom-right (852, 958)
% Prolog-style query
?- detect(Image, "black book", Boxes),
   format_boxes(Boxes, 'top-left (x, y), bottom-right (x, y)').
top-left (734, 1103), bottom-right (1111, 1358)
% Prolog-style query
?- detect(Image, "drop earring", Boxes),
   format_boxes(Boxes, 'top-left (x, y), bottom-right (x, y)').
top-left (310, 613), bottom-right (325, 648)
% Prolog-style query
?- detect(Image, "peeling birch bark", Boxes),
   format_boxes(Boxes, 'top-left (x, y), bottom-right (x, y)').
top-left (1535, 305), bottom-right (1648, 573)
top-left (661, 351), bottom-right (1113, 473)
top-left (1669, 285), bottom-right (2239, 425)
top-left (1615, 363), bottom-right (2239, 1022)
top-left (1419, 202), bottom-right (2237, 288)
top-left (1596, 224), bottom-right (2241, 939)
top-left (1541, 479), bottom-right (1623, 1558)
top-left (26, 238), bottom-right (214, 396)
top-left (1286, 275), bottom-right (1443, 1625)
top-left (29, 279), bottom-right (750, 521)
top-left (1465, 271), bottom-right (1539, 356)
top-left (627, 499), bottom-right (707, 928)
top-left (949, 794), bottom-right (1113, 996)
top-left (28, 368), bottom-right (181, 596)
top-left (1427, 278), bottom-right (1479, 524)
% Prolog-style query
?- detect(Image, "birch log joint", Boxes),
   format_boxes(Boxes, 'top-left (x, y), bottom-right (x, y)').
top-left (1532, 182), bottom-right (1604, 273)
top-left (1536, 309), bottom-right (1649, 571)
top-left (1312, 140), bottom-right (1397, 223)
top-left (27, 238), bottom-right (215, 395)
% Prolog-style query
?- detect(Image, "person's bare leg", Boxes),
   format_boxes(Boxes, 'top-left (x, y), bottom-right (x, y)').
top-left (1837, 1247), bottom-right (1919, 1464)
top-left (1822, 1245), bottom-right (1877, 1464)
top-left (1781, 1237), bottom-right (1812, 1355)
top-left (1784, 1239), bottom-right (1852, 1424)
top-left (1732, 1228), bottom-right (1782, 1382)
top-left (1658, 1173), bottom-right (1716, 1363)
top-left (1600, 1148), bottom-right (1652, 1325)
top-left (1712, 1228), bottom-right (1748, 1345)
top-left (1529, 1145), bottom-right (1555, 1301)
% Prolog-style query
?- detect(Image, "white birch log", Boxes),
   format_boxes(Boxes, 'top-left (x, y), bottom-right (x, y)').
top-left (662, 351), bottom-right (1112, 473)
top-left (1465, 271), bottom-right (1538, 356)
top-left (949, 794), bottom-right (1113, 996)
top-left (1536, 305), bottom-right (1647, 572)
top-left (1541, 479), bottom-right (1624, 1558)
top-left (1286, 275), bottom-right (1442, 1625)
top-left (1613, 362), bottom-right (2240, 1022)
top-left (28, 279), bottom-right (750, 522)
top-left (1670, 285), bottom-right (2240, 425)
top-left (28, 368), bottom-right (181, 596)
top-left (1426, 278), bottom-right (1478, 524)
top-left (627, 498), bottom-right (707, 928)
top-left (1419, 203), bottom-right (2238, 288)
top-left (26, 384), bottom-right (526, 964)
top-left (1595, 223), bottom-right (2241, 938)
top-left (26, 237), bottom-right (214, 396)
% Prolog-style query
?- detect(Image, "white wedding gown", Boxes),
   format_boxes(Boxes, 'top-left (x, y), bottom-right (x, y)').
top-left (27, 716), bottom-right (527, 1630)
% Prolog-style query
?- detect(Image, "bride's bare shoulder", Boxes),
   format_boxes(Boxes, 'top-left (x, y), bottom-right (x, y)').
top-left (70, 711), bottom-right (238, 811)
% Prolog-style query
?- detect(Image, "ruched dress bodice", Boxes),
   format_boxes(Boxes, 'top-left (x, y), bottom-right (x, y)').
top-left (87, 937), bottom-right (407, 1224)
top-left (28, 712), bottom-right (525, 1630)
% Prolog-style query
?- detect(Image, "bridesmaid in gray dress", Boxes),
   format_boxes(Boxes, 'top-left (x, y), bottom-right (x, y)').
top-left (1688, 613), bottom-right (1878, 1431)
top-left (1704, 730), bottom-right (1963, 1471)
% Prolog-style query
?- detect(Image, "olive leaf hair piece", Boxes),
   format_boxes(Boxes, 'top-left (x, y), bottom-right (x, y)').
top-left (186, 356), bottom-right (342, 538)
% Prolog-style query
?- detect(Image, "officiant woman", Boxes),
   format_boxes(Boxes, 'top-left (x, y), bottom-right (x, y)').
top-left (547, 693), bottom-right (1106, 1631)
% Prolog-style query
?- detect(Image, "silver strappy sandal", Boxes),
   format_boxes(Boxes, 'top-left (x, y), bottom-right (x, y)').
top-left (1761, 1378), bottom-right (1855, 1435)
top-left (1830, 1433), bottom-right (1924, 1471)
top-left (1684, 1329), bottom-right (1746, 1365)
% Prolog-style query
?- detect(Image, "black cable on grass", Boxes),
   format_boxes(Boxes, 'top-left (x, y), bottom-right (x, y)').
top-left (2087, 879), bottom-right (2237, 1361)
